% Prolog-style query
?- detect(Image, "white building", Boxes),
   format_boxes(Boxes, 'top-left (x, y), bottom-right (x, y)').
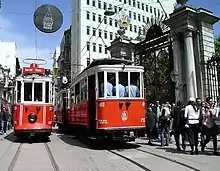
top-left (52, 46), bottom-right (61, 69)
top-left (0, 41), bottom-right (17, 77)
top-left (71, 0), bottom-right (176, 79)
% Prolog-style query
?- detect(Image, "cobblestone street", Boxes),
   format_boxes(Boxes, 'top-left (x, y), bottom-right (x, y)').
top-left (0, 130), bottom-right (219, 171)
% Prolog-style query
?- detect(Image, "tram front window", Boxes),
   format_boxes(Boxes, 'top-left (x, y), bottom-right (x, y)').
top-left (24, 83), bottom-right (32, 101)
top-left (128, 72), bottom-right (140, 98)
top-left (34, 83), bottom-right (42, 101)
top-left (115, 72), bottom-right (128, 97)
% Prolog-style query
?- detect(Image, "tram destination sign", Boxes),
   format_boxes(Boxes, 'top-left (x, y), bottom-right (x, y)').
top-left (33, 4), bottom-right (63, 33)
top-left (23, 64), bottom-right (45, 74)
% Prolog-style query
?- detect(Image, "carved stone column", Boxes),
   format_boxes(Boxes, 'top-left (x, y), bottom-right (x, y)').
top-left (184, 30), bottom-right (198, 99)
top-left (172, 33), bottom-right (183, 101)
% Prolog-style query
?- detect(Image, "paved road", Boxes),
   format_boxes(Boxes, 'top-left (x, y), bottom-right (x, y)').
top-left (0, 131), bottom-right (219, 171)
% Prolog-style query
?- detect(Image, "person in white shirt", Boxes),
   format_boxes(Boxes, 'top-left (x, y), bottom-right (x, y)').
top-left (184, 97), bottom-right (200, 155)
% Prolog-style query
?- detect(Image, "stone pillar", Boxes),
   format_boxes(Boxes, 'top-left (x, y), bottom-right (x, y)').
top-left (184, 31), bottom-right (198, 99)
top-left (172, 33), bottom-right (183, 101)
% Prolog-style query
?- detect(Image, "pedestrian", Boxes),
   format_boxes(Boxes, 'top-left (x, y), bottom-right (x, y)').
top-left (2, 107), bottom-right (9, 135)
top-left (184, 97), bottom-right (200, 155)
top-left (159, 105), bottom-right (171, 147)
top-left (146, 107), bottom-right (157, 145)
top-left (172, 100), bottom-right (186, 151)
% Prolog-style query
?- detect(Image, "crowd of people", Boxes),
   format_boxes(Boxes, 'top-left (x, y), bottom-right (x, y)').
top-left (146, 96), bottom-right (220, 155)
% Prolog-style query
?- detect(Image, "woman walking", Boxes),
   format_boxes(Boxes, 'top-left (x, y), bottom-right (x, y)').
top-left (184, 97), bottom-right (200, 155)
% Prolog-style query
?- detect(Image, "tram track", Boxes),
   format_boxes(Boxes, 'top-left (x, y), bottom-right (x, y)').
top-left (7, 143), bottom-right (23, 171)
top-left (107, 150), bottom-right (152, 171)
top-left (44, 143), bottom-right (60, 171)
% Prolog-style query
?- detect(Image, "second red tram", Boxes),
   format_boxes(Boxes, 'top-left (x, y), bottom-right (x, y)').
top-left (55, 58), bottom-right (146, 141)
top-left (13, 63), bottom-right (55, 139)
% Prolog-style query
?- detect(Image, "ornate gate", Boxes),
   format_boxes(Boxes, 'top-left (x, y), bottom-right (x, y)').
top-left (134, 19), bottom-right (175, 103)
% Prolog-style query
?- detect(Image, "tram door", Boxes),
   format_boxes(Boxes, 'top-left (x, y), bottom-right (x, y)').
top-left (88, 74), bottom-right (96, 133)
top-left (62, 92), bottom-right (68, 125)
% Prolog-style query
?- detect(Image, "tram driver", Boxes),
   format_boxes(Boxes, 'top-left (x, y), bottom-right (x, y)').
top-left (113, 74), bottom-right (126, 97)
top-left (100, 74), bottom-right (114, 97)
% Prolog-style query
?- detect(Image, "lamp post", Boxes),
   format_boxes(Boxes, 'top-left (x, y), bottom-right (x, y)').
top-left (0, 64), bottom-right (5, 111)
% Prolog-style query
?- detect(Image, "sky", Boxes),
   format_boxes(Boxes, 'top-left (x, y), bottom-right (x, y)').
top-left (0, 0), bottom-right (219, 69)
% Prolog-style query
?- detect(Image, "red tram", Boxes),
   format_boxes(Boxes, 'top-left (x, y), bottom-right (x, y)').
top-left (13, 63), bottom-right (55, 139)
top-left (55, 58), bottom-right (146, 142)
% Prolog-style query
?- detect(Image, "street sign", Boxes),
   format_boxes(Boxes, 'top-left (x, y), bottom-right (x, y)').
top-left (33, 4), bottom-right (63, 33)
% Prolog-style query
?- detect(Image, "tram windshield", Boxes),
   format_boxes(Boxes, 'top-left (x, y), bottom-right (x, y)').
top-left (98, 71), bottom-right (142, 98)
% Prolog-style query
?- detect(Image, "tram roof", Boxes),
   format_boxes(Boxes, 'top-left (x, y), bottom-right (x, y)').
top-left (84, 58), bottom-right (133, 72)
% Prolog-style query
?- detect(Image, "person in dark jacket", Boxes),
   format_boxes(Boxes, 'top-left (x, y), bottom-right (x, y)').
top-left (2, 107), bottom-right (9, 135)
top-left (172, 100), bottom-right (186, 151)
top-left (146, 107), bottom-right (157, 145)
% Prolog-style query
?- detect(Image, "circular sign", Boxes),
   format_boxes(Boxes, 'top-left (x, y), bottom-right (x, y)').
top-left (121, 111), bottom-right (128, 121)
top-left (33, 4), bottom-right (63, 33)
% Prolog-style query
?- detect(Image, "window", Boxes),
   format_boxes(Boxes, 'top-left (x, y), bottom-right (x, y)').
top-left (116, 72), bottom-right (128, 97)
top-left (158, 9), bottom-right (160, 17)
top-left (137, 1), bottom-right (140, 8)
top-left (98, 0), bottom-right (101, 8)
top-left (105, 45), bottom-right (107, 54)
top-left (142, 16), bottom-right (145, 22)
top-left (154, 8), bottom-right (156, 15)
top-left (86, 26), bottom-right (90, 35)
top-left (115, 33), bottom-right (118, 39)
top-left (146, 5), bottom-right (148, 12)
top-left (147, 17), bottom-right (149, 23)
top-left (150, 6), bottom-right (152, 13)
top-left (134, 25), bottom-right (137, 33)
top-left (34, 83), bottom-right (42, 101)
top-left (81, 79), bottom-right (87, 101)
top-left (142, 3), bottom-right (144, 10)
top-left (129, 72), bottom-right (140, 97)
top-left (114, 6), bottom-right (117, 13)
top-left (130, 25), bottom-right (132, 31)
top-left (110, 32), bottom-right (113, 40)
top-left (92, 0), bottom-right (95, 7)
top-left (133, 0), bottom-right (136, 7)
top-left (104, 31), bottom-right (107, 39)
top-left (104, 16), bottom-right (107, 24)
top-left (93, 28), bottom-right (96, 36)
top-left (16, 81), bottom-right (21, 102)
top-left (109, 18), bottom-right (112, 26)
top-left (104, 2), bottom-right (107, 10)
top-left (86, 11), bottom-right (90, 20)
top-left (129, 11), bottom-right (132, 18)
top-left (133, 13), bottom-right (136, 20)
top-left (45, 82), bottom-right (49, 103)
top-left (92, 13), bottom-right (96, 21)
top-left (124, 0), bottom-right (127, 3)
top-left (99, 44), bottom-right (102, 53)
top-left (87, 42), bottom-right (90, 51)
top-left (115, 19), bottom-right (117, 27)
top-left (24, 82), bottom-right (32, 101)
top-left (98, 72), bottom-right (104, 97)
top-left (98, 29), bottom-right (102, 37)
top-left (129, 0), bottom-right (131, 5)
top-left (98, 14), bottom-right (102, 23)
top-left (138, 14), bottom-right (140, 21)
top-left (106, 72), bottom-right (116, 97)
top-left (93, 43), bottom-right (96, 52)
top-left (75, 83), bottom-right (80, 103)
top-left (71, 87), bottom-right (75, 104)
top-left (87, 0), bottom-right (89, 5)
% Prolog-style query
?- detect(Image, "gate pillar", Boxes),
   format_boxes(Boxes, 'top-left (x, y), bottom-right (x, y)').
top-left (164, 5), bottom-right (219, 103)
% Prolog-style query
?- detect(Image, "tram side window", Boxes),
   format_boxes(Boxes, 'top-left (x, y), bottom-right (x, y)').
top-left (81, 79), bottom-right (87, 101)
top-left (45, 82), bottom-right (49, 103)
top-left (71, 87), bottom-right (75, 104)
top-left (116, 72), bottom-right (128, 97)
top-left (129, 72), bottom-right (141, 97)
top-left (98, 72), bottom-right (104, 97)
top-left (34, 83), bottom-right (43, 101)
top-left (16, 81), bottom-right (21, 102)
top-left (75, 83), bottom-right (80, 103)
top-left (106, 72), bottom-right (116, 97)
top-left (24, 83), bottom-right (32, 101)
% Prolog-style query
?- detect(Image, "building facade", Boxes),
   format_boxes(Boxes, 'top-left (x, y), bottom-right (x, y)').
top-left (57, 26), bottom-right (71, 90)
top-left (0, 41), bottom-right (17, 77)
top-left (71, 0), bottom-right (176, 80)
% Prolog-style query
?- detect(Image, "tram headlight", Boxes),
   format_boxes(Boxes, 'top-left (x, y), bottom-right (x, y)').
top-left (28, 113), bottom-right (37, 123)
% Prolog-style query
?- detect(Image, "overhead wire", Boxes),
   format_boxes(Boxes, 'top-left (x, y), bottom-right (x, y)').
top-left (34, 0), bottom-right (38, 60)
